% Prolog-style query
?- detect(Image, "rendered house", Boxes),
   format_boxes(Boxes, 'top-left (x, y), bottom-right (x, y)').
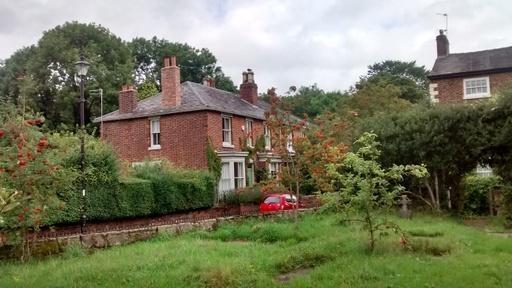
top-left (428, 30), bottom-right (512, 103)
top-left (95, 56), bottom-right (285, 197)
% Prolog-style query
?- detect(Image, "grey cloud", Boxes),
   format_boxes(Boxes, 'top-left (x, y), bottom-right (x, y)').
top-left (0, 0), bottom-right (510, 93)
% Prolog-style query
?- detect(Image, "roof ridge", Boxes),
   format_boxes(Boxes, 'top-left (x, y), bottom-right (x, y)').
top-left (448, 45), bottom-right (512, 56)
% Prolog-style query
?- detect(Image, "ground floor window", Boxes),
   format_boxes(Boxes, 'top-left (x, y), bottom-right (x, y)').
top-left (269, 162), bottom-right (279, 179)
top-left (218, 157), bottom-right (246, 197)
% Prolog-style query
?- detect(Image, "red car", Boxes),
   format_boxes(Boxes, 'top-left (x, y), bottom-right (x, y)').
top-left (259, 194), bottom-right (299, 213)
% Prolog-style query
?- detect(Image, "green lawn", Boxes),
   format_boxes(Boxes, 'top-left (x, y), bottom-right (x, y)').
top-left (1, 213), bottom-right (512, 287)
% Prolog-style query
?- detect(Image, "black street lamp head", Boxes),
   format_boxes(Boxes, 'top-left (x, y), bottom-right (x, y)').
top-left (75, 55), bottom-right (90, 76)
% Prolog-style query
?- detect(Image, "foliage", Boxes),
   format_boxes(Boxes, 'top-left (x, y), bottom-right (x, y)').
top-left (0, 22), bottom-right (133, 130)
top-left (236, 185), bottom-right (263, 204)
top-left (354, 60), bottom-right (429, 104)
top-left (136, 78), bottom-right (159, 100)
top-left (134, 162), bottom-right (215, 215)
top-left (280, 84), bottom-right (347, 119)
top-left (461, 175), bottom-right (502, 216)
top-left (117, 178), bottom-right (154, 218)
top-left (0, 106), bottom-right (75, 235)
top-left (327, 132), bottom-right (428, 251)
top-left (129, 36), bottom-right (237, 92)
top-left (362, 103), bottom-right (489, 212)
top-left (206, 138), bottom-right (222, 183)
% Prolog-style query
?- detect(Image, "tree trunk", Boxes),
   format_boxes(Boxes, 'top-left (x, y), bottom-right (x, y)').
top-left (434, 172), bottom-right (440, 210)
top-left (424, 178), bottom-right (439, 211)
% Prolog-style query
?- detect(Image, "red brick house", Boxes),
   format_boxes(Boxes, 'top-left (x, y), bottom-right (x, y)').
top-left (95, 56), bottom-right (286, 197)
top-left (428, 30), bottom-right (512, 103)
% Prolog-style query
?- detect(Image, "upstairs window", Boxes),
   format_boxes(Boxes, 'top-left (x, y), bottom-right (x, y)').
top-left (464, 77), bottom-right (490, 99)
top-left (264, 125), bottom-right (271, 150)
top-left (245, 118), bottom-right (253, 147)
top-left (222, 115), bottom-right (232, 147)
top-left (150, 117), bottom-right (161, 149)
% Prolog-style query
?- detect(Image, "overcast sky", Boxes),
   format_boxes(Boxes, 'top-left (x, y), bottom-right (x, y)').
top-left (1, 0), bottom-right (511, 93)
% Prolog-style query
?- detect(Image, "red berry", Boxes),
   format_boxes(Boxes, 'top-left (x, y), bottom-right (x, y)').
top-left (0, 130), bottom-right (4, 138)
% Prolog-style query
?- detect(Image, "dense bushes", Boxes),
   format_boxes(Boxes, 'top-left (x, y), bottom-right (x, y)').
top-left (134, 163), bottom-right (215, 215)
top-left (461, 175), bottom-right (502, 216)
top-left (43, 134), bottom-right (215, 226)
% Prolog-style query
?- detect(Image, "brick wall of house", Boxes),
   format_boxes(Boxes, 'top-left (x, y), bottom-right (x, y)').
top-left (102, 111), bottom-right (267, 169)
top-left (432, 71), bottom-right (512, 103)
top-left (102, 111), bottom-right (209, 169)
top-left (206, 112), bottom-right (264, 151)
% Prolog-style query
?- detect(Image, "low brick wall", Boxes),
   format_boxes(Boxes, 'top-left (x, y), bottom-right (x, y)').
top-left (0, 208), bottom-right (316, 259)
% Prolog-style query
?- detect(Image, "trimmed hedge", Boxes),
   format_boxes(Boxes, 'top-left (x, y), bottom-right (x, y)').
top-left (134, 164), bottom-right (215, 215)
top-left (117, 178), bottom-right (154, 218)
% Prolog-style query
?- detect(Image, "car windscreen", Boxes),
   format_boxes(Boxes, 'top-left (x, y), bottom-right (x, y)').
top-left (264, 196), bottom-right (281, 204)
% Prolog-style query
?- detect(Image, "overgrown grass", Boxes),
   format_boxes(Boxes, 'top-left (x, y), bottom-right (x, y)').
top-left (1, 213), bottom-right (512, 287)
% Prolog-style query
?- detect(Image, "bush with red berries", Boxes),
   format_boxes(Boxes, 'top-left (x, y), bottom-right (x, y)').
top-left (0, 107), bottom-right (75, 237)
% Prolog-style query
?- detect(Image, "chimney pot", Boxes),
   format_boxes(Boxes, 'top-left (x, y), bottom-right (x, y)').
top-left (240, 69), bottom-right (258, 104)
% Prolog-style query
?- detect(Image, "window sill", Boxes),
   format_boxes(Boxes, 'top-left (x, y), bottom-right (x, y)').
top-left (148, 145), bottom-right (161, 151)
top-left (222, 143), bottom-right (235, 148)
top-left (464, 94), bottom-right (491, 100)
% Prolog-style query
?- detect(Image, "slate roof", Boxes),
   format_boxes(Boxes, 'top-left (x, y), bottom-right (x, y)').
top-left (429, 46), bottom-right (512, 79)
top-left (95, 81), bottom-right (269, 122)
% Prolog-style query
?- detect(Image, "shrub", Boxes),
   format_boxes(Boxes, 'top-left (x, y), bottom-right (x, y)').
top-left (117, 178), bottom-right (153, 217)
top-left (134, 162), bottom-right (215, 215)
top-left (462, 175), bottom-right (502, 216)
top-left (237, 185), bottom-right (263, 204)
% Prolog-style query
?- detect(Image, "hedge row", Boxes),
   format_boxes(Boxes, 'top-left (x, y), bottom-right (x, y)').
top-left (45, 172), bottom-right (215, 227)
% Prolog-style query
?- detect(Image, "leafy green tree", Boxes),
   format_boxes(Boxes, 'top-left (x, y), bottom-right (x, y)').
top-left (362, 104), bottom-right (489, 212)
top-left (326, 132), bottom-right (428, 251)
top-left (0, 22), bottom-right (134, 129)
top-left (280, 84), bottom-right (346, 118)
top-left (137, 78), bottom-right (159, 100)
top-left (129, 37), bottom-right (237, 92)
top-left (355, 60), bottom-right (429, 104)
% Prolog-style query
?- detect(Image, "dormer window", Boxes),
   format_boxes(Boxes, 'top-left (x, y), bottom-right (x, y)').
top-left (464, 76), bottom-right (490, 99)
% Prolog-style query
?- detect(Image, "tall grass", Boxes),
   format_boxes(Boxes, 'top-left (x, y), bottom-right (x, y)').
top-left (1, 213), bottom-right (512, 287)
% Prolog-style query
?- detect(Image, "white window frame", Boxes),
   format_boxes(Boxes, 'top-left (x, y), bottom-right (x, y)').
top-left (264, 124), bottom-right (271, 150)
top-left (463, 76), bottom-right (491, 99)
top-left (149, 117), bottom-right (161, 150)
top-left (269, 162), bottom-right (279, 179)
top-left (218, 158), bottom-right (246, 195)
top-left (245, 118), bottom-right (253, 147)
top-left (222, 114), bottom-right (233, 147)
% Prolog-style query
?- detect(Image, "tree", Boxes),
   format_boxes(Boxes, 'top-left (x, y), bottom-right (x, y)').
top-left (265, 88), bottom-right (308, 222)
top-left (355, 60), bottom-right (429, 104)
top-left (327, 132), bottom-right (428, 251)
top-left (280, 84), bottom-right (346, 119)
top-left (137, 78), bottom-right (159, 100)
top-left (362, 104), bottom-right (489, 212)
top-left (0, 105), bottom-right (75, 259)
top-left (0, 22), bottom-right (134, 129)
top-left (129, 37), bottom-right (237, 93)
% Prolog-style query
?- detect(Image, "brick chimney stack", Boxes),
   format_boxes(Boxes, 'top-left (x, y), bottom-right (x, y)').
top-left (239, 69), bottom-right (258, 104)
top-left (436, 30), bottom-right (449, 57)
top-left (161, 55), bottom-right (181, 107)
top-left (202, 76), bottom-right (215, 88)
top-left (119, 85), bottom-right (138, 113)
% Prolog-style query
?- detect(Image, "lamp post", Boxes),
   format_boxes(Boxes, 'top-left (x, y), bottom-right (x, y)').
top-left (75, 55), bottom-right (90, 234)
